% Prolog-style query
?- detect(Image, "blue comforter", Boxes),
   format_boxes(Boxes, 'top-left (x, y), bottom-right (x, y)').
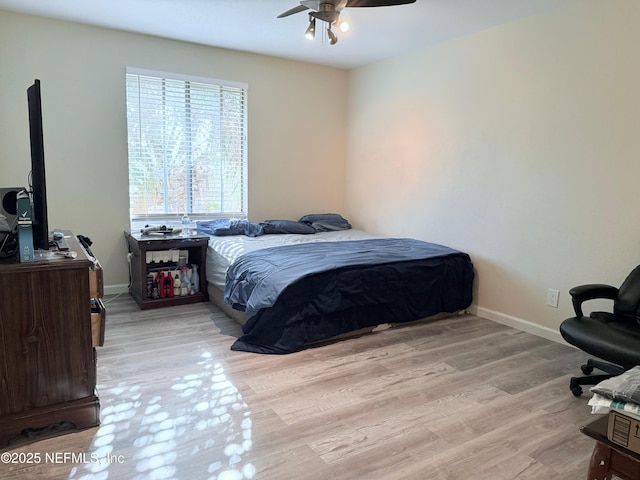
top-left (225, 238), bottom-right (465, 316)
top-left (225, 237), bottom-right (473, 353)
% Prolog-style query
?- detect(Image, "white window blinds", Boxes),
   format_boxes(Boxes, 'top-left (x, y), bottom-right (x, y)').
top-left (126, 68), bottom-right (248, 221)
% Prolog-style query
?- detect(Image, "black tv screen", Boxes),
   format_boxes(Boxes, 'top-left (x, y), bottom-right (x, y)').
top-left (27, 79), bottom-right (49, 251)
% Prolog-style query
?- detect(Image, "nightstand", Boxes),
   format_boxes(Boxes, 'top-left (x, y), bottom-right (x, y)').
top-left (124, 231), bottom-right (209, 309)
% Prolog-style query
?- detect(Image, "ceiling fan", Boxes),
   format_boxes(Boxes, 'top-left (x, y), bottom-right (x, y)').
top-left (277, 0), bottom-right (417, 45)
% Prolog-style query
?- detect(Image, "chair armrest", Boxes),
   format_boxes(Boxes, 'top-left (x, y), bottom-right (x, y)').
top-left (569, 284), bottom-right (619, 317)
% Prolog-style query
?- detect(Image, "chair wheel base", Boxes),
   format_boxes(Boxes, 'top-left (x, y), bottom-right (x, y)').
top-left (567, 368), bottom-right (621, 397)
top-left (581, 365), bottom-right (594, 375)
top-left (569, 377), bottom-right (583, 396)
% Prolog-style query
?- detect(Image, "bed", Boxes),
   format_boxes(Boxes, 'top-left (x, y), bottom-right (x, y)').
top-left (202, 218), bottom-right (474, 354)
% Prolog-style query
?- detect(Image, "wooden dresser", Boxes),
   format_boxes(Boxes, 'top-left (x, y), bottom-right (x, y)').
top-left (0, 233), bottom-right (105, 448)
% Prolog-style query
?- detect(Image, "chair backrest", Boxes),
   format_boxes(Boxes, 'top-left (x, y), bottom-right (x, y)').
top-left (614, 265), bottom-right (640, 319)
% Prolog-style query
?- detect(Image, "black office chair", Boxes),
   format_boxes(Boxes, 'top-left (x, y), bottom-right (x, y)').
top-left (560, 265), bottom-right (640, 396)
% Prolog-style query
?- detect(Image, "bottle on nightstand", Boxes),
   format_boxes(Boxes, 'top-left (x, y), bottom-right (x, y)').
top-left (164, 272), bottom-right (174, 298)
top-left (191, 265), bottom-right (200, 294)
top-left (156, 271), bottom-right (165, 298)
top-left (173, 273), bottom-right (181, 297)
top-left (181, 214), bottom-right (190, 236)
top-left (181, 268), bottom-right (190, 296)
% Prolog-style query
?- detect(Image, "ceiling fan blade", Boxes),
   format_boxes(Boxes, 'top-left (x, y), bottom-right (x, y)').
top-left (345, 0), bottom-right (416, 7)
top-left (300, 0), bottom-right (323, 9)
top-left (277, 4), bottom-right (310, 18)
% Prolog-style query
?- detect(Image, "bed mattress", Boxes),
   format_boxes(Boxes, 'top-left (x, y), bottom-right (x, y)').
top-left (205, 229), bottom-right (380, 288)
top-left (205, 230), bottom-right (474, 354)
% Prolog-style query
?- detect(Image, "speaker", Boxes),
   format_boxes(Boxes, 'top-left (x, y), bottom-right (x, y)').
top-left (0, 187), bottom-right (23, 258)
top-left (0, 187), bottom-right (24, 230)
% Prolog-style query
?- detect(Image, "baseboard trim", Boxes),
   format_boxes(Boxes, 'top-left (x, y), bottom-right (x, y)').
top-left (468, 304), bottom-right (565, 345)
top-left (96, 292), bottom-right (567, 346)
top-left (104, 284), bottom-right (129, 296)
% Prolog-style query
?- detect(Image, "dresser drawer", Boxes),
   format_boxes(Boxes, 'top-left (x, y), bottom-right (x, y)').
top-left (89, 262), bottom-right (104, 299)
top-left (90, 298), bottom-right (106, 347)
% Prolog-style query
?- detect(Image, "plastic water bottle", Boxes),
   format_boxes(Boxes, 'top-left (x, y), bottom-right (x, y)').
top-left (191, 264), bottom-right (200, 294)
top-left (181, 214), bottom-right (190, 236)
top-left (181, 268), bottom-right (190, 295)
top-left (173, 273), bottom-right (181, 297)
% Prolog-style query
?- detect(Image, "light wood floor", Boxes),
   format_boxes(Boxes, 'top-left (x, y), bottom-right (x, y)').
top-left (2, 295), bottom-right (601, 479)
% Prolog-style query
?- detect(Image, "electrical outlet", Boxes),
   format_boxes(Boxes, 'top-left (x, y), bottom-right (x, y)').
top-left (546, 288), bottom-right (559, 308)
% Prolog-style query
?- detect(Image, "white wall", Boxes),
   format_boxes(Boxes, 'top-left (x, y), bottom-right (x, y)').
top-left (4, 2), bottom-right (638, 339)
top-left (0, 11), bottom-right (348, 288)
top-left (345, 0), bottom-right (640, 337)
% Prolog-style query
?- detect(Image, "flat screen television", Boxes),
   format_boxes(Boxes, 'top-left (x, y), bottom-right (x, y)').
top-left (27, 79), bottom-right (49, 251)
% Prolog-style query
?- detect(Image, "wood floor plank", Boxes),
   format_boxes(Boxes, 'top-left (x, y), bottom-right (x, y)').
top-left (0, 294), bottom-right (600, 479)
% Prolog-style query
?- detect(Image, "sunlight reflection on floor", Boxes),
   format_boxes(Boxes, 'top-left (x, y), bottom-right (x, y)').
top-left (68, 351), bottom-right (254, 480)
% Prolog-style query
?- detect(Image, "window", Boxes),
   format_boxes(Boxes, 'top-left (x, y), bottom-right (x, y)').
top-left (126, 68), bottom-right (248, 225)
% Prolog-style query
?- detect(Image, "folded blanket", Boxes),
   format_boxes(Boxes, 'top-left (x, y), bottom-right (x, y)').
top-left (591, 365), bottom-right (640, 404)
top-left (197, 218), bottom-right (263, 237)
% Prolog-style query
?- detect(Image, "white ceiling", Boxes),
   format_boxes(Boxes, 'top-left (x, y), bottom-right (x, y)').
top-left (0, 0), bottom-right (577, 69)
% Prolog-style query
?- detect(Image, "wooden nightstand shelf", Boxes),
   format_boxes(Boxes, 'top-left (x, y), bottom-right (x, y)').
top-left (125, 231), bottom-right (209, 310)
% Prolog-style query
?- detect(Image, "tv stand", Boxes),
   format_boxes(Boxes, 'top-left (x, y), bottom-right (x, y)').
top-left (0, 232), bottom-right (105, 448)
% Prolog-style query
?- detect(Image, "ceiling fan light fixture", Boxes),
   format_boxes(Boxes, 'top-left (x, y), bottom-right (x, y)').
top-left (327, 26), bottom-right (338, 45)
top-left (304, 17), bottom-right (316, 40)
top-left (278, 0), bottom-right (417, 44)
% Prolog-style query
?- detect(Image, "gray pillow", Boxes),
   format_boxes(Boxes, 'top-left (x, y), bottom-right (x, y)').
top-left (298, 213), bottom-right (352, 232)
top-left (260, 220), bottom-right (316, 235)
